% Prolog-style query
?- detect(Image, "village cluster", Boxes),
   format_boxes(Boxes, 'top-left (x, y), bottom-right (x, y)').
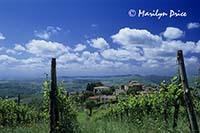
top-left (87, 81), bottom-right (158, 103)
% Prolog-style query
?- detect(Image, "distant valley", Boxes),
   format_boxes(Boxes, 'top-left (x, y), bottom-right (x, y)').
top-left (0, 74), bottom-right (196, 98)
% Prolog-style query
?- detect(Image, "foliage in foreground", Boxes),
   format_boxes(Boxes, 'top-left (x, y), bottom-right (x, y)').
top-left (0, 98), bottom-right (41, 127)
top-left (0, 81), bottom-right (80, 133)
top-left (43, 81), bottom-right (80, 133)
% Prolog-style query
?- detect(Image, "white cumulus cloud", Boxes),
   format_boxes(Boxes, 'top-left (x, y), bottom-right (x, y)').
top-left (0, 55), bottom-right (17, 65)
top-left (58, 53), bottom-right (82, 63)
top-left (34, 26), bottom-right (61, 40)
top-left (111, 27), bottom-right (162, 47)
top-left (0, 32), bottom-right (5, 40)
top-left (88, 37), bottom-right (109, 50)
top-left (101, 48), bottom-right (144, 61)
top-left (14, 44), bottom-right (26, 51)
top-left (187, 22), bottom-right (200, 29)
top-left (25, 39), bottom-right (69, 58)
top-left (163, 27), bottom-right (184, 40)
top-left (6, 49), bottom-right (16, 54)
top-left (74, 44), bottom-right (86, 52)
top-left (21, 58), bottom-right (43, 64)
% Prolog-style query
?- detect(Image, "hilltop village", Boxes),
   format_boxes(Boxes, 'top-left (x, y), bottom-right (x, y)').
top-left (70, 80), bottom-right (159, 107)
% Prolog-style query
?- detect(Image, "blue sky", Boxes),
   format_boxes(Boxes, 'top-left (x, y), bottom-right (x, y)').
top-left (0, 0), bottom-right (200, 79)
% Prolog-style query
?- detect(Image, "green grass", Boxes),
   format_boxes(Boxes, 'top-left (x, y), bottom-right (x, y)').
top-left (0, 112), bottom-right (199, 133)
top-left (0, 123), bottom-right (48, 133)
top-left (78, 111), bottom-right (88, 124)
top-left (78, 111), bottom-right (198, 133)
top-left (80, 119), bottom-right (188, 133)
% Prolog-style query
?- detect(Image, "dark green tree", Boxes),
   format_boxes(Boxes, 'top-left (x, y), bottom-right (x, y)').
top-left (85, 100), bottom-right (96, 116)
top-left (86, 83), bottom-right (92, 91)
top-left (127, 87), bottom-right (137, 95)
top-left (80, 91), bottom-right (94, 103)
top-left (101, 89), bottom-right (113, 95)
top-left (86, 82), bottom-right (104, 92)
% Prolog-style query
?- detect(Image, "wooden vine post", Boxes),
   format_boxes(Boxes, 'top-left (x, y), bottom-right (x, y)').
top-left (50, 58), bottom-right (59, 133)
top-left (177, 50), bottom-right (199, 133)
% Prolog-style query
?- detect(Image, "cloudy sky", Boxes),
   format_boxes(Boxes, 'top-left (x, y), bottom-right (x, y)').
top-left (0, 0), bottom-right (200, 79)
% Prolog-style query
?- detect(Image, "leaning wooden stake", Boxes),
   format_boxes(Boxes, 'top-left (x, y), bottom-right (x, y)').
top-left (177, 50), bottom-right (199, 133)
top-left (50, 58), bottom-right (59, 133)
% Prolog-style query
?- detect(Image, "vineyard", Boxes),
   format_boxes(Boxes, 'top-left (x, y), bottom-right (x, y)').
top-left (91, 76), bottom-right (200, 129)
top-left (0, 50), bottom-right (199, 133)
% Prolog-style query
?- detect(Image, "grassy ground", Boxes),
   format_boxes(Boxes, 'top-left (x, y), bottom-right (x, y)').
top-left (78, 111), bottom-right (195, 133)
top-left (79, 118), bottom-right (191, 133)
top-left (0, 123), bottom-right (48, 133)
top-left (0, 112), bottom-right (199, 133)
